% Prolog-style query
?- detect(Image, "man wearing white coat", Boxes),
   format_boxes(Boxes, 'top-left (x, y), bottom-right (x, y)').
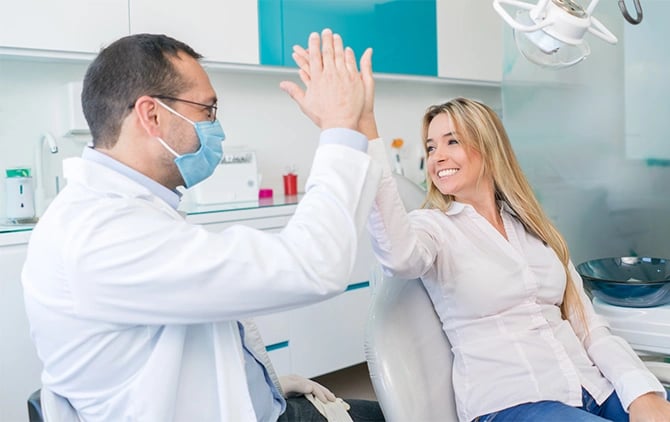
top-left (21, 31), bottom-right (384, 421)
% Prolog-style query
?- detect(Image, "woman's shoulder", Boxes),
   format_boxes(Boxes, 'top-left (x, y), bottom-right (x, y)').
top-left (408, 203), bottom-right (463, 217)
top-left (408, 207), bottom-right (452, 226)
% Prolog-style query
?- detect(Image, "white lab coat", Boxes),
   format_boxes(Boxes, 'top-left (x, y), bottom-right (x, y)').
top-left (22, 142), bottom-right (381, 421)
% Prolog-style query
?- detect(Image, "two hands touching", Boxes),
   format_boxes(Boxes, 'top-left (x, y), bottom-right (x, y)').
top-left (277, 27), bottom-right (670, 422)
top-left (280, 28), bottom-right (379, 141)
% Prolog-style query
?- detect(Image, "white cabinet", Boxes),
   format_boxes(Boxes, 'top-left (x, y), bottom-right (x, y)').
top-left (289, 285), bottom-right (372, 378)
top-left (0, 0), bottom-right (128, 53)
top-left (1, 0), bottom-right (259, 65)
top-left (1, 0), bottom-right (502, 84)
top-left (129, 0), bottom-right (259, 65)
top-left (0, 238), bottom-right (42, 422)
top-left (0, 0), bottom-right (504, 85)
top-left (436, 0), bottom-right (504, 82)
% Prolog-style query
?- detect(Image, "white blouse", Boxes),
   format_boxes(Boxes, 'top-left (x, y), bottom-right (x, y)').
top-left (366, 139), bottom-right (665, 422)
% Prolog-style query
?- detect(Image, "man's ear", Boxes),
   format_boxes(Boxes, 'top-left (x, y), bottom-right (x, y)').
top-left (133, 96), bottom-right (163, 137)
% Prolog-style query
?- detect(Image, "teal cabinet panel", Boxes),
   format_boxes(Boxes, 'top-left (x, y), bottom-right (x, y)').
top-left (258, 0), bottom-right (284, 65)
top-left (259, 0), bottom-right (437, 76)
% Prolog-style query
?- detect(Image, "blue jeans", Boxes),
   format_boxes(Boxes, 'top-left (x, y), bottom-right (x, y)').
top-left (477, 388), bottom-right (628, 422)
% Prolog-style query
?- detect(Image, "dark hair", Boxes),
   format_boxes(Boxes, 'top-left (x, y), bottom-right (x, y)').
top-left (82, 33), bottom-right (202, 148)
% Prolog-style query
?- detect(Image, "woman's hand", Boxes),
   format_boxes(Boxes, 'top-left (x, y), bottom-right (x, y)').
top-left (357, 46), bottom-right (379, 140)
top-left (628, 392), bottom-right (670, 421)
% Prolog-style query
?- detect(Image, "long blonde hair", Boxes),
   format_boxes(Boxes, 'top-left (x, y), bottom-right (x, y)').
top-left (421, 97), bottom-right (585, 325)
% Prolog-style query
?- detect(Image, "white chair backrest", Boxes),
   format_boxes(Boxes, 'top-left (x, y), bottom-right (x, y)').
top-left (365, 276), bottom-right (457, 422)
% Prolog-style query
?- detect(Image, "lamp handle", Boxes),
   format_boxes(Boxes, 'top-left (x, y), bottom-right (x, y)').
top-left (588, 16), bottom-right (618, 44)
top-left (618, 0), bottom-right (643, 25)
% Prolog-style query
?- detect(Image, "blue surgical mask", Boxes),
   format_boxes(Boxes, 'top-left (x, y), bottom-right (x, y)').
top-left (156, 100), bottom-right (226, 188)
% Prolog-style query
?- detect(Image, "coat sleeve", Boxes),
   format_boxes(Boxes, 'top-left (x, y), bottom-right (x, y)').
top-left (37, 143), bottom-right (381, 324)
top-left (567, 262), bottom-right (667, 410)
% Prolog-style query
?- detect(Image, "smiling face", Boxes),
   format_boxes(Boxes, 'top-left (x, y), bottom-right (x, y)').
top-left (425, 112), bottom-right (491, 204)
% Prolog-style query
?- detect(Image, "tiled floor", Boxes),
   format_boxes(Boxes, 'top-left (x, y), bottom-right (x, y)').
top-left (312, 362), bottom-right (378, 401)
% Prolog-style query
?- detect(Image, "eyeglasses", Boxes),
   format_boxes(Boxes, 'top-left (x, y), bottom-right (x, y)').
top-left (152, 95), bottom-right (218, 122)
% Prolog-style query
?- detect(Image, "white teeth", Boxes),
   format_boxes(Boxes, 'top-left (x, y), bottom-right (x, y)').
top-left (438, 169), bottom-right (458, 177)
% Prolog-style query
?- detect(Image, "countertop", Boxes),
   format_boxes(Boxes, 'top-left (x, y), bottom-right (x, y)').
top-left (0, 194), bottom-right (303, 247)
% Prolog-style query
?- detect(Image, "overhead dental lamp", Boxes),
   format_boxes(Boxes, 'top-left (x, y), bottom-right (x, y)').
top-left (493, 0), bottom-right (622, 69)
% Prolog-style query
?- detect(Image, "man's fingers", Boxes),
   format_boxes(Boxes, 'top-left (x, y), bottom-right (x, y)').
top-left (320, 28), bottom-right (335, 70)
top-left (307, 31), bottom-right (322, 75)
top-left (322, 387), bottom-right (336, 402)
top-left (291, 48), bottom-right (311, 83)
top-left (344, 46), bottom-right (358, 74)
top-left (311, 383), bottom-right (336, 403)
top-left (312, 388), bottom-right (328, 403)
top-left (332, 32), bottom-right (346, 72)
top-left (292, 46), bottom-right (310, 74)
top-left (279, 81), bottom-right (305, 105)
top-left (298, 68), bottom-right (311, 86)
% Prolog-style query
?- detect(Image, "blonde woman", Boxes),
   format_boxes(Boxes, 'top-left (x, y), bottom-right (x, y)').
top-left (291, 38), bottom-right (669, 420)
top-left (362, 97), bottom-right (670, 422)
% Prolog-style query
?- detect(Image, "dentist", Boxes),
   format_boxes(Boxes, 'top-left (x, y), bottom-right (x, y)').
top-left (21, 31), bottom-right (383, 421)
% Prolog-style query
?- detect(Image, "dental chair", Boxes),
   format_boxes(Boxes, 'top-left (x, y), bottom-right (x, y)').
top-left (364, 275), bottom-right (458, 422)
top-left (27, 388), bottom-right (79, 422)
top-left (28, 389), bottom-right (43, 422)
top-left (363, 173), bottom-right (458, 421)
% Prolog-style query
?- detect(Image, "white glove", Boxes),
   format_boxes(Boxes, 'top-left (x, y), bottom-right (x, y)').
top-left (279, 374), bottom-right (337, 403)
top-left (305, 394), bottom-right (353, 422)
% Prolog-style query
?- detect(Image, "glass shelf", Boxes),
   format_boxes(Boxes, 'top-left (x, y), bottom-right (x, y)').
top-left (180, 194), bottom-right (302, 215)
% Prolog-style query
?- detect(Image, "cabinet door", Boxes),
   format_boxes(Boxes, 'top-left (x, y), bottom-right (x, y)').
top-left (436, 0), bottom-right (503, 82)
top-left (287, 236), bottom-right (376, 378)
top-left (0, 0), bottom-right (128, 53)
top-left (288, 285), bottom-right (372, 379)
top-left (259, 0), bottom-right (438, 76)
top-left (129, 0), bottom-right (259, 64)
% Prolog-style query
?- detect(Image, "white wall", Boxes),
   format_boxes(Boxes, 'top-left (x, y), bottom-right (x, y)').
top-left (0, 57), bottom-right (500, 218)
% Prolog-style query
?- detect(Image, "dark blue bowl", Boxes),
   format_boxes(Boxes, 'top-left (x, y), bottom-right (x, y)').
top-left (576, 257), bottom-right (670, 308)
